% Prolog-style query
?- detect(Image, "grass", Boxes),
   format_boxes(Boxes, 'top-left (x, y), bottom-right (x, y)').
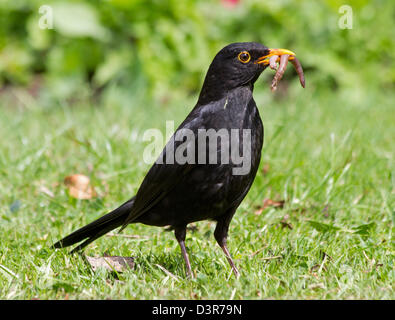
top-left (0, 81), bottom-right (393, 299)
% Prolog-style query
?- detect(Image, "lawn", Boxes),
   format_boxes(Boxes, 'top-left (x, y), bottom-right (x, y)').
top-left (0, 82), bottom-right (393, 299)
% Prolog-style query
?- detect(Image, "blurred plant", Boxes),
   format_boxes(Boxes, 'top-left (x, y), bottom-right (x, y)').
top-left (0, 0), bottom-right (393, 106)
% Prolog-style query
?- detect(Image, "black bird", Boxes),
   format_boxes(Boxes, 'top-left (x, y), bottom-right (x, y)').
top-left (53, 42), bottom-right (303, 277)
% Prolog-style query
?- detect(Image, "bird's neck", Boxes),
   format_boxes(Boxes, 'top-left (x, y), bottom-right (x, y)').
top-left (197, 80), bottom-right (254, 106)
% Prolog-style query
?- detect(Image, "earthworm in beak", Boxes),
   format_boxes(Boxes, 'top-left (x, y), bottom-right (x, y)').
top-left (269, 55), bottom-right (279, 70)
top-left (271, 54), bottom-right (289, 92)
top-left (256, 48), bottom-right (306, 91)
top-left (290, 57), bottom-right (305, 88)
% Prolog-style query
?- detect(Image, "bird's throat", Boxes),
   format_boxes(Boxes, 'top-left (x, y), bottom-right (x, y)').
top-left (197, 79), bottom-right (254, 107)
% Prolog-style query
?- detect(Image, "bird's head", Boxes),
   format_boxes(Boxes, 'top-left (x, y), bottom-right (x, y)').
top-left (198, 42), bottom-right (298, 104)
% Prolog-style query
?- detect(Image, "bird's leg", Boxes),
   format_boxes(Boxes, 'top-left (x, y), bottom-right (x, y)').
top-left (174, 226), bottom-right (193, 278)
top-left (214, 214), bottom-right (240, 277)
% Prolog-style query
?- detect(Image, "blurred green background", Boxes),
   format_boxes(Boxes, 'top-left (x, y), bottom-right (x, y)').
top-left (0, 0), bottom-right (393, 107)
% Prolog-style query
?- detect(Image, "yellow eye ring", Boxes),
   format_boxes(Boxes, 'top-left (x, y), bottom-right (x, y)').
top-left (238, 51), bottom-right (251, 63)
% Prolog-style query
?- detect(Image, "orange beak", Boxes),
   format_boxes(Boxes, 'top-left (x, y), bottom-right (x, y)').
top-left (256, 48), bottom-right (296, 65)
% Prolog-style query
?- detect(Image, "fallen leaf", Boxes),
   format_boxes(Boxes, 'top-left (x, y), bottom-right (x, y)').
top-left (263, 198), bottom-right (285, 209)
top-left (85, 255), bottom-right (135, 273)
top-left (64, 174), bottom-right (97, 199)
top-left (254, 198), bottom-right (285, 215)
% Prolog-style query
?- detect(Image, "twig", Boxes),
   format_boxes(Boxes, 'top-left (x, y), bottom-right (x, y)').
top-left (249, 244), bottom-right (269, 257)
top-left (261, 255), bottom-right (282, 261)
top-left (154, 264), bottom-right (180, 282)
top-left (106, 233), bottom-right (149, 240)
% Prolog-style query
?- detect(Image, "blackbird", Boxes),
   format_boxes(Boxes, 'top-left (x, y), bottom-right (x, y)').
top-left (53, 42), bottom-right (304, 277)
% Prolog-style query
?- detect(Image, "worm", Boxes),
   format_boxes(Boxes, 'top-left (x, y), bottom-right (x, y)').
top-left (271, 54), bottom-right (289, 91)
top-left (269, 55), bottom-right (306, 91)
top-left (290, 57), bottom-right (305, 88)
top-left (269, 55), bottom-right (279, 70)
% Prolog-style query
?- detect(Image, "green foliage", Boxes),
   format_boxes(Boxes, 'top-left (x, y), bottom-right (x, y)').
top-left (0, 0), bottom-right (394, 103)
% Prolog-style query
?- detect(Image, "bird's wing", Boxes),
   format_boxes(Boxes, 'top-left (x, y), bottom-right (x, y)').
top-left (119, 111), bottom-right (203, 230)
top-left (120, 161), bottom-right (194, 229)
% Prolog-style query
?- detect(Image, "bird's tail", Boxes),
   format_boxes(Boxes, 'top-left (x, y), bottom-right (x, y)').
top-left (52, 197), bottom-right (135, 253)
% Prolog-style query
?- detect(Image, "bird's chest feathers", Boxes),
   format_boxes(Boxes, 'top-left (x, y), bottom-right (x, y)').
top-left (202, 87), bottom-right (256, 129)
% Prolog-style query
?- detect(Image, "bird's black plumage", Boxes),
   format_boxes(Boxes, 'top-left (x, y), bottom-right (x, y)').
top-left (53, 42), bottom-right (272, 277)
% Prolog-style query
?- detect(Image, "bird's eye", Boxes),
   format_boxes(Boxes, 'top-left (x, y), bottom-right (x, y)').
top-left (238, 51), bottom-right (251, 63)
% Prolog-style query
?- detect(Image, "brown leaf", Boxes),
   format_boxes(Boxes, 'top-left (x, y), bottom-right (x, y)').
top-left (254, 198), bottom-right (285, 215)
top-left (85, 255), bottom-right (135, 273)
top-left (64, 174), bottom-right (97, 199)
top-left (262, 198), bottom-right (285, 209)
